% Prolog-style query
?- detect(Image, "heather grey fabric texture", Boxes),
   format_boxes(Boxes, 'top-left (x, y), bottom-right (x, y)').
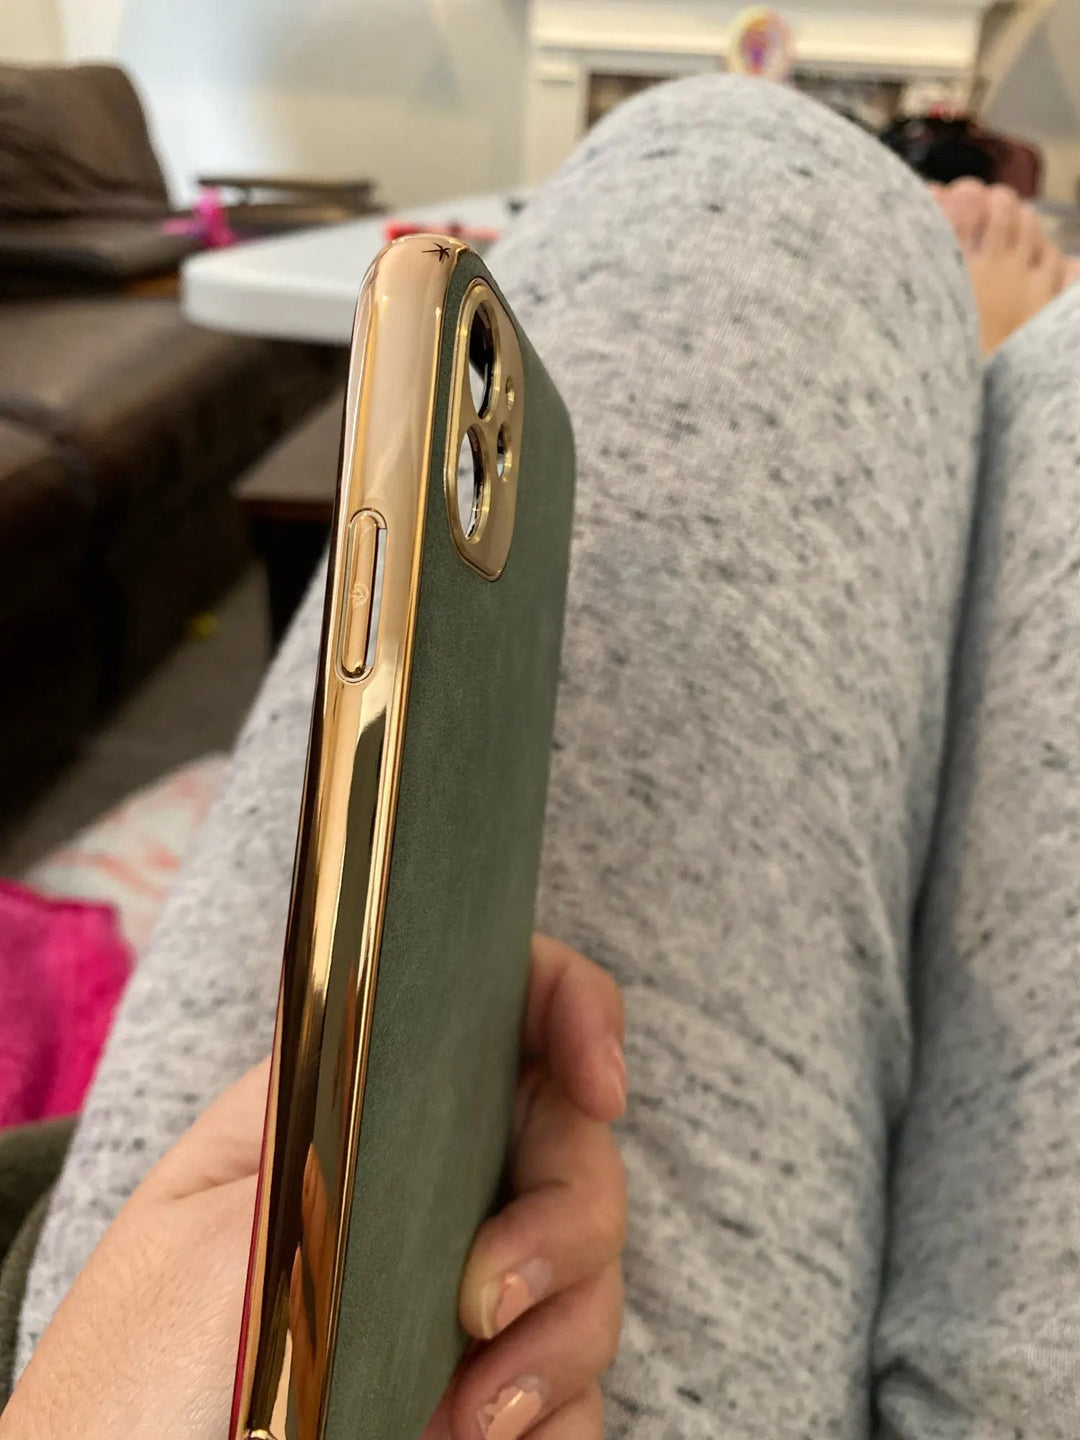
top-left (17, 75), bottom-right (1080, 1439)
top-left (873, 287), bottom-right (1080, 1440)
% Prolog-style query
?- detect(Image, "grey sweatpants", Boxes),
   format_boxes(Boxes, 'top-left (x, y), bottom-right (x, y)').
top-left (19, 77), bottom-right (1080, 1439)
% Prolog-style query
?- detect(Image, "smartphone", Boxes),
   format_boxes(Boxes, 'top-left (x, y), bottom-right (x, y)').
top-left (229, 235), bottom-right (575, 1440)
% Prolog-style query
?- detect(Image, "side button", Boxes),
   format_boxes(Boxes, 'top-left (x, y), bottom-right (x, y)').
top-left (339, 511), bottom-right (385, 679)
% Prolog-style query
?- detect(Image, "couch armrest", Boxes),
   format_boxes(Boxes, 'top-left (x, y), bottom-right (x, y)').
top-left (0, 216), bottom-right (198, 290)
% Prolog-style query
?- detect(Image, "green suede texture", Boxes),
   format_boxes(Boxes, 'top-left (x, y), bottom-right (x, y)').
top-left (322, 252), bottom-right (575, 1440)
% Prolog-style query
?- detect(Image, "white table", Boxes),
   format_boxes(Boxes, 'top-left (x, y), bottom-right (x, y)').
top-left (182, 194), bottom-right (521, 344)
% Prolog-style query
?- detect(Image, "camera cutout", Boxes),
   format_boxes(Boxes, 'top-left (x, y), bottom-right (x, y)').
top-left (445, 276), bottom-right (524, 579)
top-left (468, 304), bottom-right (496, 418)
top-left (456, 427), bottom-right (485, 538)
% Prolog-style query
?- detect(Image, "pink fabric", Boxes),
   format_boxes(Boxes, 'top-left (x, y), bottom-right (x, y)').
top-left (30, 754), bottom-right (227, 955)
top-left (0, 880), bottom-right (132, 1129)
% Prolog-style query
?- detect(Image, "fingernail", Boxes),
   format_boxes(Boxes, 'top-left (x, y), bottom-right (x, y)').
top-left (477, 1376), bottom-right (549, 1440)
top-left (607, 1035), bottom-right (628, 1111)
top-left (479, 1258), bottom-right (552, 1338)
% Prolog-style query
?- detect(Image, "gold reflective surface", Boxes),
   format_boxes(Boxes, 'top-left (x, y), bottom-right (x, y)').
top-left (444, 277), bottom-right (524, 579)
top-left (229, 234), bottom-right (469, 1440)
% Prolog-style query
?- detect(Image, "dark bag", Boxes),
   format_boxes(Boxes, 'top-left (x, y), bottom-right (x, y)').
top-left (880, 114), bottom-right (1043, 198)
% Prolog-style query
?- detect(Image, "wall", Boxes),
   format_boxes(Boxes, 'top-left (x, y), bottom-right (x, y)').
top-left (57, 0), bottom-right (529, 207)
top-left (981, 0), bottom-right (1080, 203)
top-left (0, 0), bottom-right (63, 62)
top-left (525, 0), bottom-right (994, 184)
top-left (532, 0), bottom-right (993, 75)
top-left (60, 0), bottom-right (126, 58)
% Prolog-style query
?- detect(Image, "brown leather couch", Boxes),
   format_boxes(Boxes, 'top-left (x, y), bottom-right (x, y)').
top-left (0, 421), bottom-right (98, 798)
top-left (0, 63), bottom-right (345, 816)
top-left (0, 295), bottom-right (338, 692)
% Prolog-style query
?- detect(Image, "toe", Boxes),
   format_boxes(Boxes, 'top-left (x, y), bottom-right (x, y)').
top-left (1047, 245), bottom-right (1069, 297)
top-left (935, 178), bottom-right (990, 250)
top-left (1017, 202), bottom-right (1046, 267)
top-left (1025, 243), bottom-right (1068, 322)
top-left (982, 184), bottom-right (1023, 257)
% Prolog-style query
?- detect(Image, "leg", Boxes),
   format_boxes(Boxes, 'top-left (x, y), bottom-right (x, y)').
top-left (20, 77), bottom-right (982, 1440)
top-left (493, 77), bottom-right (981, 1436)
top-left (875, 286), bottom-right (1080, 1438)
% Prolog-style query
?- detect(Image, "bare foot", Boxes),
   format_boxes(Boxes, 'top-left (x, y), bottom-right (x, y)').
top-left (934, 178), bottom-right (1076, 355)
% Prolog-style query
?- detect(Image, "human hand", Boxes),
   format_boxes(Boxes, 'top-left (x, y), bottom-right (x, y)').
top-left (428, 932), bottom-right (627, 1439)
top-left (0, 935), bottom-right (626, 1440)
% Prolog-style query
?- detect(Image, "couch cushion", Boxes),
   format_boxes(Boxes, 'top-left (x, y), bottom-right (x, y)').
top-left (0, 419), bottom-right (89, 609)
top-left (0, 581), bottom-right (98, 815)
top-left (0, 423), bottom-right (98, 813)
top-left (104, 484), bottom-right (250, 695)
top-left (0, 217), bottom-right (197, 287)
top-left (0, 296), bottom-right (340, 531)
top-left (0, 63), bottom-right (168, 219)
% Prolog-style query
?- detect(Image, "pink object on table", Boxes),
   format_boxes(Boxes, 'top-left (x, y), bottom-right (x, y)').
top-left (162, 187), bottom-right (239, 249)
top-left (0, 880), bottom-right (132, 1129)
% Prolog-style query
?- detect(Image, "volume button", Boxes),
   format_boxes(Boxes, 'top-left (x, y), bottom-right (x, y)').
top-left (339, 511), bottom-right (385, 679)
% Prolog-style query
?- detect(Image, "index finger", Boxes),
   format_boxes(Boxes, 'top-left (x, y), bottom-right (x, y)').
top-left (522, 935), bottom-right (626, 1122)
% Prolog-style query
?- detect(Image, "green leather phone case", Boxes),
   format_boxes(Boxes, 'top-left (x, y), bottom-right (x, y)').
top-left (320, 250), bottom-right (574, 1440)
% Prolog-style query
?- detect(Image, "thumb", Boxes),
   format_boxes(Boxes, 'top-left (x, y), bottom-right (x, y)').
top-left (136, 1057), bottom-right (272, 1204)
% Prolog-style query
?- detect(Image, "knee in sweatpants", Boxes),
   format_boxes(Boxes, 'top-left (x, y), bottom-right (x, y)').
top-left (567, 71), bottom-right (925, 215)
top-left (989, 276), bottom-right (1080, 389)
top-left (524, 71), bottom-right (974, 362)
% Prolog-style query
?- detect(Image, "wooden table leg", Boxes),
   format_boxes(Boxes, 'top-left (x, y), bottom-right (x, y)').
top-left (250, 514), bottom-right (331, 646)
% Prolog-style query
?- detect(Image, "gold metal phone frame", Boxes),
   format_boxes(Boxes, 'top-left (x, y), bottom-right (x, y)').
top-left (230, 235), bottom-right (521, 1440)
top-left (444, 277), bottom-right (524, 579)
